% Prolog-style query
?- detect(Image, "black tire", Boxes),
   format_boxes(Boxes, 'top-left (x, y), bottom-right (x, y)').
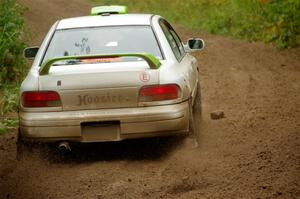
top-left (16, 129), bottom-right (42, 160)
top-left (16, 128), bottom-right (27, 160)
top-left (17, 130), bottom-right (56, 160)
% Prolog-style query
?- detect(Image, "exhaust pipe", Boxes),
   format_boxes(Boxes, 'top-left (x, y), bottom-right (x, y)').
top-left (58, 141), bottom-right (71, 152)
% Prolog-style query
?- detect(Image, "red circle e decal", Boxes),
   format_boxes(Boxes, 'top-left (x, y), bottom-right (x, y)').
top-left (140, 72), bottom-right (150, 82)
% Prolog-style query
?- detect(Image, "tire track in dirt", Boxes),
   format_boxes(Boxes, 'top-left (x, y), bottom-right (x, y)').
top-left (0, 0), bottom-right (299, 198)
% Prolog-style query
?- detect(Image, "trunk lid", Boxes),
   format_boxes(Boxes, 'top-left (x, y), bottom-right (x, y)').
top-left (38, 61), bottom-right (159, 111)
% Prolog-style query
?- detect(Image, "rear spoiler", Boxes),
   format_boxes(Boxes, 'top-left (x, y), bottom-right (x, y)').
top-left (39, 53), bottom-right (161, 75)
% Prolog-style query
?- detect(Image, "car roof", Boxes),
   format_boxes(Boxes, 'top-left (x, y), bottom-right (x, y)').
top-left (56, 14), bottom-right (154, 30)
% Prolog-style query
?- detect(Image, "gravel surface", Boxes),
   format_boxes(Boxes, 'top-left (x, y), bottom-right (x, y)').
top-left (0, 0), bottom-right (299, 198)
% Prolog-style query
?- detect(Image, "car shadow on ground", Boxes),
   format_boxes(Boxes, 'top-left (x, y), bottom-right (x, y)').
top-left (21, 135), bottom-right (189, 164)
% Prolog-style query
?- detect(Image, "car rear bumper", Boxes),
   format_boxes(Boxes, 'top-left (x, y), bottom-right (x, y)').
top-left (19, 101), bottom-right (189, 142)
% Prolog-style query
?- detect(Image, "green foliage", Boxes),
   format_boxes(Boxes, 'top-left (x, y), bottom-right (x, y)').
top-left (92, 0), bottom-right (300, 48)
top-left (0, 83), bottom-right (19, 135)
top-left (0, 83), bottom-right (19, 115)
top-left (0, 118), bottom-right (18, 135)
top-left (0, 0), bottom-right (25, 133)
top-left (261, 0), bottom-right (300, 48)
top-left (0, 0), bottom-right (26, 85)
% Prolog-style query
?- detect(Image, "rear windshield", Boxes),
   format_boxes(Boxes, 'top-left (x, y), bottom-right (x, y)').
top-left (42, 26), bottom-right (162, 64)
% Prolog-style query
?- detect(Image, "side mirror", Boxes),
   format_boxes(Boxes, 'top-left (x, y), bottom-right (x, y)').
top-left (184, 38), bottom-right (205, 53)
top-left (23, 47), bottom-right (39, 59)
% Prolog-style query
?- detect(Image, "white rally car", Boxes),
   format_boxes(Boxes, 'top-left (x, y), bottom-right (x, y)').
top-left (19, 6), bottom-right (204, 145)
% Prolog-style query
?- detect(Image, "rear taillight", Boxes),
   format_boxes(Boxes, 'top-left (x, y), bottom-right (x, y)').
top-left (21, 91), bottom-right (61, 107)
top-left (139, 84), bottom-right (180, 102)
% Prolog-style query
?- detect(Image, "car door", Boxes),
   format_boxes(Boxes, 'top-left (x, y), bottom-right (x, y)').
top-left (159, 19), bottom-right (198, 100)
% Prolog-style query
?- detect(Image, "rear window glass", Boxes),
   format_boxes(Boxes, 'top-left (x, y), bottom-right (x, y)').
top-left (42, 26), bottom-right (162, 64)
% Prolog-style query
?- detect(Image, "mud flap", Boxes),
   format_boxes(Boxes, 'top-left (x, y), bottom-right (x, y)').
top-left (188, 82), bottom-right (202, 148)
top-left (16, 128), bottom-right (26, 160)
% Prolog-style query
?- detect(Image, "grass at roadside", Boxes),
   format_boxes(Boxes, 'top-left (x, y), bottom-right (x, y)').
top-left (92, 0), bottom-right (300, 48)
top-left (0, 83), bottom-right (20, 115)
top-left (0, 0), bottom-right (26, 84)
top-left (0, 118), bottom-right (18, 135)
top-left (0, 0), bottom-right (26, 134)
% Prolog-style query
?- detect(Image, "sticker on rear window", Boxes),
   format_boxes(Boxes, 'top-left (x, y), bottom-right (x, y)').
top-left (106, 41), bottom-right (118, 47)
top-left (80, 57), bottom-right (122, 63)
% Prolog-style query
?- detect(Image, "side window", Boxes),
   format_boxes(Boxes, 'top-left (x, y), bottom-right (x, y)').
top-left (169, 29), bottom-right (185, 56)
top-left (159, 20), bottom-right (185, 61)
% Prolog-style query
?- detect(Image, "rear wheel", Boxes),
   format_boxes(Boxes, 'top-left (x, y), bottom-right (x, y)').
top-left (189, 82), bottom-right (202, 136)
top-left (16, 128), bottom-right (28, 160)
top-left (16, 129), bottom-right (53, 160)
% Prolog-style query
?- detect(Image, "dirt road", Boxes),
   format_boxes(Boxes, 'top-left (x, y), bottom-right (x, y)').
top-left (0, 0), bottom-right (299, 198)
